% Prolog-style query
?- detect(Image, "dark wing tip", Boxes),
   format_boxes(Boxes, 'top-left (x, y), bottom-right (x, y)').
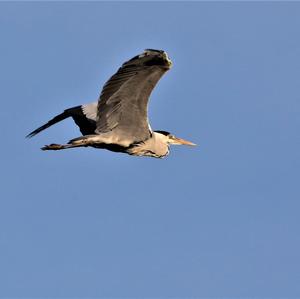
top-left (26, 130), bottom-right (39, 138)
top-left (26, 123), bottom-right (51, 138)
top-left (124, 49), bottom-right (172, 69)
top-left (25, 109), bottom-right (75, 139)
top-left (144, 49), bottom-right (165, 53)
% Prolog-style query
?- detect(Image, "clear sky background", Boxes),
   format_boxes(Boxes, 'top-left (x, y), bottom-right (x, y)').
top-left (0, 2), bottom-right (300, 298)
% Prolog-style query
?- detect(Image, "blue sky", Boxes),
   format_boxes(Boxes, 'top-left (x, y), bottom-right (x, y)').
top-left (1, 2), bottom-right (300, 298)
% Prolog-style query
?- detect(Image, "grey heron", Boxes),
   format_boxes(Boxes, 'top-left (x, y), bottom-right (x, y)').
top-left (27, 49), bottom-right (196, 158)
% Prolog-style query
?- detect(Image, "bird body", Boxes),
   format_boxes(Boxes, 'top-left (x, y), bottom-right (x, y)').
top-left (27, 49), bottom-right (195, 158)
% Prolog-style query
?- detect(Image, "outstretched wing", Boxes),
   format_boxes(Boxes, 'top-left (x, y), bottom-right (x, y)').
top-left (96, 49), bottom-right (172, 144)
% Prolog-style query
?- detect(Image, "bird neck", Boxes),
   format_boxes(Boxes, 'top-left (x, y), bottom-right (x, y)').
top-left (126, 132), bottom-right (169, 158)
top-left (151, 132), bottom-right (170, 157)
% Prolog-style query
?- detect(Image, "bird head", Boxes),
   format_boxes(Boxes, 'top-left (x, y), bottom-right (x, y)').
top-left (124, 49), bottom-right (172, 70)
top-left (155, 130), bottom-right (196, 146)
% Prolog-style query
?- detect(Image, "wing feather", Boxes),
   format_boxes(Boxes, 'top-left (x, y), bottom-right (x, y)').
top-left (96, 51), bottom-right (171, 144)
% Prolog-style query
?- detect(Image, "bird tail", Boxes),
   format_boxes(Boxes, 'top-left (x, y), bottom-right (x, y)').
top-left (26, 106), bottom-right (81, 138)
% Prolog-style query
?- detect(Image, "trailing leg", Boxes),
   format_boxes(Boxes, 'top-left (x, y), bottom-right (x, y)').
top-left (41, 143), bottom-right (86, 151)
top-left (41, 134), bottom-right (103, 151)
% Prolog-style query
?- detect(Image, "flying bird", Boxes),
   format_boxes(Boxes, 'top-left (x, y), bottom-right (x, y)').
top-left (27, 49), bottom-right (195, 158)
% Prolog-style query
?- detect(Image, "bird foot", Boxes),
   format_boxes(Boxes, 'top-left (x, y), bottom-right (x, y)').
top-left (41, 143), bottom-right (65, 151)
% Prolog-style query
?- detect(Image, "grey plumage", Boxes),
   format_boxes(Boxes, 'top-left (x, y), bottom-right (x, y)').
top-left (27, 49), bottom-right (195, 158)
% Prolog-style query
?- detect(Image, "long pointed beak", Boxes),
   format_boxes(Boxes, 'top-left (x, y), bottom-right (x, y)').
top-left (173, 137), bottom-right (196, 146)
